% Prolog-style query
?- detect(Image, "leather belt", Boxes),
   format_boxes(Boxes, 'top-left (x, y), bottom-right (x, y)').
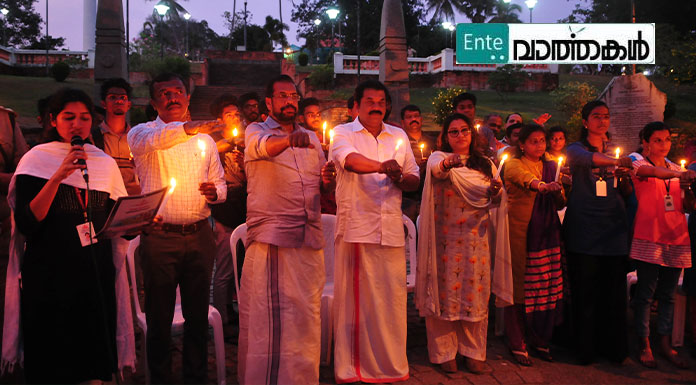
top-left (160, 219), bottom-right (209, 235)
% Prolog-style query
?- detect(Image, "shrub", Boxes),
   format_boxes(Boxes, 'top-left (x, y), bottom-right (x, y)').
top-left (308, 64), bottom-right (333, 90)
top-left (432, 86), bottom-right (466, 125)
top-left (50, 61), bottom-right (70, 82)
top-left (298, 52), bottom-right (309, 66)
top-left (143, 56), bottom-right (191, 81)
top-left (550, 81), bottom-right (598, 132)
top-left (487, 65), bottom-right (528, 99)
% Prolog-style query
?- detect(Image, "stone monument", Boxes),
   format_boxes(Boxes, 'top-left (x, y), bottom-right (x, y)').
top-left (379, 0), bottom-right (410, 119)
top-left (598, 74), bottom-right (667, 151)
top-left (94, 0), bottom-right (128, 96)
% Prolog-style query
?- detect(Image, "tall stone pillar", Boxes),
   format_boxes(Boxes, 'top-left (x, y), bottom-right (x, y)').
top-left (379, 0), bottom-right (410, 119)
top-left (83, 0), bottom-right (97, 51)
top-left (94, 0), bottom-right (127, 97)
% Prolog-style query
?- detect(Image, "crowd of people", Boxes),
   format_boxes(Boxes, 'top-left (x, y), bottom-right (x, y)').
top-left (0, 72), bottom-right (695, 384)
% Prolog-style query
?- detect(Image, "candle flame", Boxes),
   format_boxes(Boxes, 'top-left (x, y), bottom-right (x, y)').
top-left (501, 154), bottom-right (509, 162)
top-left (558, 156), bottom-right (564, 165)
top-left (323, 121), bottom-right (327, 131)
top-left (168, 178), bottom-right (177, 194)
top-left (395, 139), bottom-right (403, 151)
top-left (232, 128), bottom-right (238, 137)
top-left (681, 159), bottom-right (687, 168)
top-left (329, 129), bottom-right (334, 142)
top-left (420, 143), bottom-right (425, 150)
top-left (615, 147), bottom-right (621, 158)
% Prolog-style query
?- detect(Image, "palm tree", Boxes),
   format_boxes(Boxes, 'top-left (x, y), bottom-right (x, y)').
top-left (426, 0), bottom-right (464, 23)
top-left (263, 16), bottom-right (289, 50)
top-left (426, 0), bottom-right (496, 23)
top-left (488, 2), bottom-right (522, 23)
top-left (148, 0), bottom-right (189, 21)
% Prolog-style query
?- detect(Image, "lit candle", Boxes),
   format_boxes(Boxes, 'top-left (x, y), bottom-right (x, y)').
top-left (198, 138), bottom-right (207, 182)
top-left (393, 139), bottom-right (403, 159)
top-left (328, 129), bottom-right (335, 161)
top-left (156, 178), bottom-right (177, 217)
top-left (322, 121), bottom-right (327, 144)
top-left (232, 127), bottom-right (239, 151)
top-left (555, 156), bottom-right (564, 182)
top-left (419, 143), bottom-right (425, 159)
top-left (681, 159), bottom-right (687, 170)
top-left (475, 123), bottom-right (481, 132)
top-left (614, 147), bottom-right (621, 188)
top-left (495, 154), bottom-right (508, 180)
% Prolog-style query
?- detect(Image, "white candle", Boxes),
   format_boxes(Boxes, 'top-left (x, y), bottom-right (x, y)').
top-left (419, 143), bottom-right (425, 159)
top-left (328, 129), bottom-right (335, 161)
top-left (393, 139), bottom-right (403, 159)
top-left (156, 178), bottom-right (177, 217)
top-left (614, 147), bottom-right (621, 188)
top-left (198, 138), bottom-right (207, 182)
top-left (322, 122), bottom-right (327, 144)
top-left (555, 156), bottom-right (564, 182)
top-left (495, 154), bottom-right (508, 180)
top-left (232, 127), bottom-right (239, 151)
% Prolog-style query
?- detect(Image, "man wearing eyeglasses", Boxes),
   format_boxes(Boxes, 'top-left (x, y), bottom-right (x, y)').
top-left (239, 75), bottom-right (335, 385)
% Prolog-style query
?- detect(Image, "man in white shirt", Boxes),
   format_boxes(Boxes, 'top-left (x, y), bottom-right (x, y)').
top-left (127, 72), bottom-right (226, 384)
top-left (330, 80), bottom-right (420, 383)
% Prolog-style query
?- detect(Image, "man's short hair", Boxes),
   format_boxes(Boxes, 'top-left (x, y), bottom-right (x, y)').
top-left (506, 122), bottom-right (523, 138)
top-left (265, 75), bottom-right (297, 100)
top-left (347, 96), bottom-right (355, 110)
top-left (400, 104), bottom-right (421, 120)
top-left (452, 92), bottom-right (477, 109)
top-left (239, 92), bottom-right (260, 107)
top-left (354, 80), bottom-right (390, 106)
top-left (299, 97), bottom-right (320, 115)
top-left (484, 113), bottom-right (502, 121)
top-left (100, 78), bottom-right (132, 101)
top-left (149, 72), bottom-right (189, 99)
top-left (210, 94), bottom-right (238, 119)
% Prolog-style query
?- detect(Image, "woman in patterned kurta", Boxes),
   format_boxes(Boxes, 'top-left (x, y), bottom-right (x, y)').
top-left (503, 124), bottom-right (565, 366)
top-left (630, 122), bottom-right (694, 369)
top-left (416, 114), bottom-right (512, 375)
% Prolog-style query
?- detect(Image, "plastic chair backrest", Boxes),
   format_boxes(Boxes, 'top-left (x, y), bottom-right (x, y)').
top-left (126, 236), bottom-right (143, 317)
top-left (230, 223), bottom-right (248, 301)
top-left (321, 214), bottom-right (337, 284)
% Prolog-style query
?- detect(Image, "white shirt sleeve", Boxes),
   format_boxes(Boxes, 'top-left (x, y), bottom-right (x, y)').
top-left (331, 125), bottom-right (359, 168)
top-left (127, 120), bottom-right (189, 156)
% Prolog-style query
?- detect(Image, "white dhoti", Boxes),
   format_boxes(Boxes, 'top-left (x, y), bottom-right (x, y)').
top-left (237, 241), bottom-right (325, 385)
top-left (333, 236), bottom-right (409, 383)
top-left (425, 316), bottom-right (488, 363)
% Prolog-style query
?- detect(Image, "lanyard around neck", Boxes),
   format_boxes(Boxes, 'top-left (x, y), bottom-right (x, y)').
top-left (645, 156), bottom-right (671, 195)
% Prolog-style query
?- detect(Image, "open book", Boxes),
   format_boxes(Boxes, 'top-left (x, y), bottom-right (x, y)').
top-left (97, 187), bottom-right (167, 238)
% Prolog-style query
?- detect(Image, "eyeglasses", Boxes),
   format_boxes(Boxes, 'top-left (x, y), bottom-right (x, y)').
top-left (447, 128), bottom-right (471, 137)
top-left (273, 93), bottom-right (301, 101)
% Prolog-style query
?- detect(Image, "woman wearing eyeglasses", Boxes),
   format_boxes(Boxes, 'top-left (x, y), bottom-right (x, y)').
top-left (416, 114), bottom-right (512, 375)
top-left (503, 124), bottom-right (565, 366)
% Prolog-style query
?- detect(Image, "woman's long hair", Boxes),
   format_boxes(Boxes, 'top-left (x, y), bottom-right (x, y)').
top-left (45, 88), bottom-right (95, 142)
top-left (439, 113), bottom-right (493, 179)
top-left (579, 100), bottom-right (608, 152)
top-left (514, 124), bottom-right (548, 160)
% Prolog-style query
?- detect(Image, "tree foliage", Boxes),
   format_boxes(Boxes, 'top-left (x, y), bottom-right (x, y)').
top-left (262, 16), bottom-right (289, 49)
top-left (432, 86), bottom-right (466, 125)
top-left (487, 65), bottom-right (528, 100)
top-left (487, 2), bottom-right (522, 23)
top-left (425, 0), bottom-right (495, 23)
top-left (0, 0), bottom-right (66, 49)
top-left (550, 81), bottom-right (599, 131)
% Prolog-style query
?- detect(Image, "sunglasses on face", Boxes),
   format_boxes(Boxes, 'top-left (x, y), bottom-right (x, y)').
top-left (447, 128), bottom-right (471, 137)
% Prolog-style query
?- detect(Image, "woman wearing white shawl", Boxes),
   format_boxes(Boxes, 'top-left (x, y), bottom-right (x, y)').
top-left (1, 89), bottom-right (135, 383)
top-left (416, 114), bottom-right (513, 374)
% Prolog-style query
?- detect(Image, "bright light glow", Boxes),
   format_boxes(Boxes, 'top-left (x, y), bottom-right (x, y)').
top-left (314, 18), bottom-right (322, 26)
top-left (643, 70), bottom-right (650, 76)
top-left (681, 159), bottom-right (687, 170)
top-left (503, 0), bottom-right (512, 3)
top-left (326, 8), bottom-right (340, 20)
top-left (420, 143), bottom-right (425, 150)
top-left (154, 2), bottom-right (170, 16)
top-left (285, 47), bottom-right (293, 54)
top-left (448, 25), bottom-right (455, 31)
top-left (183, 12), bottom-right (191, 20)
top-left (168, 178), bottom-right (177, 194)
top-left (0, 8), bottom-right (8, 16)
top-left (442, 21), bottom-right (452, 30)
top-left (525, 0), bottom-right (538, 9)
top-left (198, 138), bottom-right (206, 157)
top-left (329, 129), bottom-right (335, 143)
top-left (232, 128), bottom-right (238, 137)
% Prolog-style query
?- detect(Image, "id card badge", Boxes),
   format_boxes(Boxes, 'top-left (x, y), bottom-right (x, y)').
top-left (664, 194), bottom-right (675, 212)
top-left (76, 222), bottom-right (98, 247)
top-left (596, 179), bottom-right (607, 197)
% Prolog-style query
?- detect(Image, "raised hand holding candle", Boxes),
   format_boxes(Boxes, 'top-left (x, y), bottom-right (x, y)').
top-left (555, 156), bottom-right (564, 182)
top-left (614, 147), bottom-right (621, 188)
top-left (156, 178), bottom-right (177, 217)
top-left (327, 129), bottom-right (335, 161)
top-left (495, 154), bottom-right (508, 180)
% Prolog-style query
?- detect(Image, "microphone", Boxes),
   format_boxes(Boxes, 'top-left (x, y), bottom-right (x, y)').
top-left (70, 136), bottom-right (89, 183)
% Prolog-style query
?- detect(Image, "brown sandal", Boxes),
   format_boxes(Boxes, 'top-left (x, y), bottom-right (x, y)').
top-left (509, 348), bottom-right (532, 366)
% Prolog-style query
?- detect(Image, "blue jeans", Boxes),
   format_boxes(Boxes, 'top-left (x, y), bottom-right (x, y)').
top-left (631, 259), bottom-right (682, 337)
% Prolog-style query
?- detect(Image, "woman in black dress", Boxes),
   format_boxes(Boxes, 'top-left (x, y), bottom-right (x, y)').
top-left (7, 88), bottom-right (130, 383)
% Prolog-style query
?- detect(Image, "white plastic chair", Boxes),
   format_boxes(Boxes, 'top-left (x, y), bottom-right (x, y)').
top-left (229, 217), bottom-right (336, 365)
top-left (403, 214), bottom-right (417, 292)
top-left (126, 237), bottom-right (227, 385)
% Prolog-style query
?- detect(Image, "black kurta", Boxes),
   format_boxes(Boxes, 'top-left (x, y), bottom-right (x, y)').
top-left (15, 174), bottom-right (117, 384)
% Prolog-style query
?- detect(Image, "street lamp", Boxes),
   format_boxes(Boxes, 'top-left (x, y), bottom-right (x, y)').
top-left (442, 21), bottom-right (453, 48)
top-left (1, 8), bottom-right (8, 47)
top-left (154, 1), bottom-right (169, 58)
top-left (503, 0), bottom-right (511, 3)
top-left (326, 7), bottom-right (339, 56)
top-left (183, 12), bottom-right (191, 58)
top-left (525, 0), bottom-right (537, 23)
top-left (314, 18), bottom-right (321, 26)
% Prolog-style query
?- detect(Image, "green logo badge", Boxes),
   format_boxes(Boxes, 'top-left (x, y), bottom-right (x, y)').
top-left (456, 24), bottom-right (509, 64)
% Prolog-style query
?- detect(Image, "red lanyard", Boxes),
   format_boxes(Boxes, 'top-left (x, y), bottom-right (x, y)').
top-left (74, 187), bottom-right (88, 222)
